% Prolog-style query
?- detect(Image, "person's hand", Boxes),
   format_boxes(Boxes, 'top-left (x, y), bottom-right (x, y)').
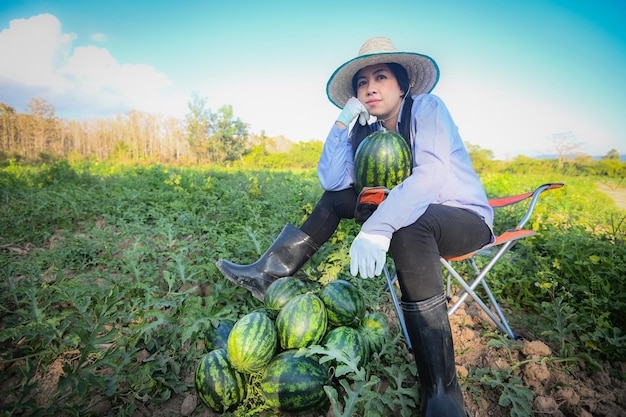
top-left (336, 97), bottom-right (369, 128)
top-left (349, 231), bottom-right (390, 278)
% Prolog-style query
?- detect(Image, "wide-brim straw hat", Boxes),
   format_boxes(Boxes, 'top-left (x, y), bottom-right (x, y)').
top-left (326, 37), bottom-right (440, 108)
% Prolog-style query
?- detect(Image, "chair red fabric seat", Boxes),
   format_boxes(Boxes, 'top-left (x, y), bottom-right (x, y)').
top-left (444, 229), bottom-right (536, 262)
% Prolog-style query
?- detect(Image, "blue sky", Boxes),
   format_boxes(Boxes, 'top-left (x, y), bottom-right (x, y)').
top-left (1, 0), bottom-right (624, 159)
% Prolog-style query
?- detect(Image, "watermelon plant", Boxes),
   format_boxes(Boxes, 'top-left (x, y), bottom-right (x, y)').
top-left (195, 349), bottom-right (246, 412)
top-left (319, 279), bottom-right (365, 328)
top-left (259, 350), bottom-right (331, 413)
top-left (227, 311), bottom-right (277, 374)
top-left (353, 129), bottom-right (412, 192)
top-left (276, 293), bottom-right (328, 349)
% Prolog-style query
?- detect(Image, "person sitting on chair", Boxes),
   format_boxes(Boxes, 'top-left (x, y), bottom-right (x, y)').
top-left (216, 36), bottom-right (494, 417)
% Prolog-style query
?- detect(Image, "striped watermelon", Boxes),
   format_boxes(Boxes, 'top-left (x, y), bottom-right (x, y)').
top-left (260, 350), bottom-right (330, 412)
top-left (276, 293), bottom-right (327, 349)
top-left (319, 279), bottom-right (365, 328)
top-left (263, 277), bottom-right (308, 318)
top-left (353, 129), bottom-right (412, 192)
top-left (204, 319), bottom-right (234, 352)
top-left (322, 326), bottom-right (368, 368)
top-left (358, 312), bottom-right (391, 355)
top-left (195, 349), bottom-right (246, 412)
top-left (227, 311), bottom-right (277, 374)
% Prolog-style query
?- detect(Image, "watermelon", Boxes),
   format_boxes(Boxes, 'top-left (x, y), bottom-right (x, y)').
top-left (353, 129), bottom-right (412, 192)
top-left (204, 319), bottom-right (234, 352)
top-left (195, 349), bottom-right (246, 412)
top-left (276, 293), bottom-right (327, 349)
top-left (227, 311), bottom-right (277, 373)
top-left (264, 277), bottom-right (308, 318)
top-left (319, 279), bottom-right (365, 328)
top-left (260, 350), bottom-right (330, 412)
top-left (358, 312), bottom-right (391, 355)
top-left (322, 326), bottom-right (368, 368)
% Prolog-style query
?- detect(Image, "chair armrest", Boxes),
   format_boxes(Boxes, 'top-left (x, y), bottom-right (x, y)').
top-left (489, 182), bottom-right (564, 208)
top-left (516, 182), bottom-right (564, 229)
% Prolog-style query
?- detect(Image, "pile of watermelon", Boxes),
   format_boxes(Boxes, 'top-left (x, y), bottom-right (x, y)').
top-left (194, 277), bottom-right (392, 414)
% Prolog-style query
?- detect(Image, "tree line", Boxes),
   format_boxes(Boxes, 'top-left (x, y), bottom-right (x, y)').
top-left (0, 94), bottom-right (255, 164)
top-left (1, 95), bottom-right (624, 178)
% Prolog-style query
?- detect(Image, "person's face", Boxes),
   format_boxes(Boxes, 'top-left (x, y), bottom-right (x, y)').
top-left (355, 63), bottom-right (405, 119)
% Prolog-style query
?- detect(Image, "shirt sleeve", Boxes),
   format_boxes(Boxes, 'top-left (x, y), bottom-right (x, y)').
top-left (317, 123), bottom-right (355, 191)
top-left (361, 95), bottom-right (457, 238)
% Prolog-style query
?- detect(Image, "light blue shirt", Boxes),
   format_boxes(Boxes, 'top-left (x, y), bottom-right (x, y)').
top-left (317, 94), bottom-right (494, 239)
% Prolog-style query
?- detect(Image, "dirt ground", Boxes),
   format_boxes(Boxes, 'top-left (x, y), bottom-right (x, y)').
top-left (596, 182), bottom-right (626, 211)
top-left (449, 302), bottom-right (626, 417)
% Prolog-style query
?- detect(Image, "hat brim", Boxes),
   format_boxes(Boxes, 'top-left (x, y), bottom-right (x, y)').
top-left (326, 51), bottom-right (440, 109)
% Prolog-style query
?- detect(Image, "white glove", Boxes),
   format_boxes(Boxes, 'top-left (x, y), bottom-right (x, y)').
top-left (336, 97), bottom-right (369, 127)
top-left (349, 231), bottom-right (391, 278)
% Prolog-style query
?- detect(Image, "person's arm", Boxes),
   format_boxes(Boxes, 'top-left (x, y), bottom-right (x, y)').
top-left (317, 124), bottom-right (355, 191)
top-left (317, 98), bottom-right (370, 191)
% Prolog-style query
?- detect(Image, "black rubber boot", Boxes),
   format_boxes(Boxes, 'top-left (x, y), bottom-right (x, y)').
top-left (215, 223), bottom-right (319, 301)
top-left (402, 293), bottom-right (468, 417)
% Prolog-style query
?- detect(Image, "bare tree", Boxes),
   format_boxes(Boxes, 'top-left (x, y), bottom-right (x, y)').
top-left (26, 98), bottom-right (58, 156)
top-left (0, 103), bottom-right (19, 154)
top-left (549, 131), bottom-right (585, 168)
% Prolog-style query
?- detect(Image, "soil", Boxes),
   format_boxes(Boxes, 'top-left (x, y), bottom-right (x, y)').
top-left (596, 182), bottom-right (626, 211)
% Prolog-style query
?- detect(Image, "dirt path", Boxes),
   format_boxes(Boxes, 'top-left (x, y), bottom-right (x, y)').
top-left (597, 182), bottom-right (626, 211)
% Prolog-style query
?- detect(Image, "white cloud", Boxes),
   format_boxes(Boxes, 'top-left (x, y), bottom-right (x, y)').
top-left (90, 33), bottom-right (106, 42)
top-left (0, 14), bottom-right (74, 90)
top-left (0, 13), bottom-right (187, 118)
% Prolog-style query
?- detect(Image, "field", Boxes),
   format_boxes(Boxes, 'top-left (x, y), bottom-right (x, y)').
top-left (1, 160), bottom-right (625, 417)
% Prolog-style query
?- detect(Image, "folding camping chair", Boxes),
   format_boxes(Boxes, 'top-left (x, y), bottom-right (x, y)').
top-left (385, 182), bottom-right (564, 347)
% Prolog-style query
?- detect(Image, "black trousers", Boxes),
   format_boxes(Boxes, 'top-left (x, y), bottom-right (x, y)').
top-left (301, 189), bottom-right (492, 302)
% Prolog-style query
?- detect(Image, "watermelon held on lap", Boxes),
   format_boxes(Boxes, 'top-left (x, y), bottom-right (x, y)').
top-left (195, 348), bottom-right (246, 412)
top-left (353, 129), bottom-right (412, 192)
top-left (263, 277), bottom-right (308, 318)
top-left (227, 311), bottom-right (277, 374)
top-left (276, 293), bottom-right (328, 349)
top-left (319, 279), bottom-right (365, 328)
top-left (260, 350), bottom-right (330, 413)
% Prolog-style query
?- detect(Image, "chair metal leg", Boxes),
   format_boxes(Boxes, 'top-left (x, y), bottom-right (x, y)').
top-left (387, 241), bottom-right (521, 344)
top-left (440, 257), bottom-right (518, 339)
top-left (478, 278), bottom-right (519, 339)
top-left (383, 264), bottom-right (412, 352)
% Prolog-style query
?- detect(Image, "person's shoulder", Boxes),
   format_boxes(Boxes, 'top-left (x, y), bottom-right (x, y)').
top-left (411, 93), bottom-right (445, 104)
top-left (410, 93), bottom-right (448, 111)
